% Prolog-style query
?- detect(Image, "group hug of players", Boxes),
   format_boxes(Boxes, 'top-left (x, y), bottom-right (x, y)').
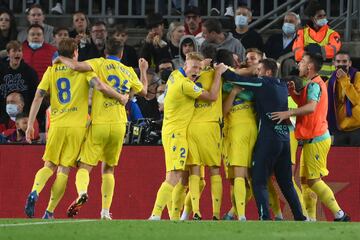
top-left (23, 37), bottom-right (350, 221)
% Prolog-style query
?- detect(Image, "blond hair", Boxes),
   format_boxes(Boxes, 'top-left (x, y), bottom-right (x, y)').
top-left (186, 52), bottom-right (204, 62)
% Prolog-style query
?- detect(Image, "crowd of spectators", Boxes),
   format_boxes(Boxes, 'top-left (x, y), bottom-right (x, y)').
top-left (0, 0), bottom-right (359, 146)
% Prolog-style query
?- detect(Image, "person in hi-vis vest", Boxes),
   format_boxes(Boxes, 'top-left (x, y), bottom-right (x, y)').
top-left (293, 0), bottom-right (341, 80)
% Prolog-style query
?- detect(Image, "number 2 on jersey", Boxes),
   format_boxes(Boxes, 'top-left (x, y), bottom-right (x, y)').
top-left (57, 78), bottom-right (71, 104)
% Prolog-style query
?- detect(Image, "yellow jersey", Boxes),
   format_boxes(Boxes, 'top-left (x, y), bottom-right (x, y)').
top-left (86, 56), bottom-right (143, 124)
top-left (38, 63), bottom-right (94, 128)
top-left (191, 68), bottom-right (222, 123)
top-left (162, 68), bottom-right (203, 135)
top-left (226, 90), bottom-right (257, 126)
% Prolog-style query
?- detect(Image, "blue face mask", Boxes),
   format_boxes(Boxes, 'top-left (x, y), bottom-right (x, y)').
top-left (235, 15), bottom-right (248, 27)
top-left (6, 104), bottom-right (18, 118)
top-left (282, 23), bottom-right (296, 35)
top-left (28, 42), bottom-right (43, 50)
top-left (316, 18), bottom-right (328, 27)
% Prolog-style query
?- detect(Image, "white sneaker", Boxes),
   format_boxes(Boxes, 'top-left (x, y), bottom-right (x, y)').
top-left (51, 3), bottom-right (64, 15)
top-left (148, 215), bottom-right (161, 220)
top-left (238, 216), bottom-right (247, 221)
top-left (100, 210), bottom-right (112, 220)
top-left (224, 6), bottom-right (234, 17)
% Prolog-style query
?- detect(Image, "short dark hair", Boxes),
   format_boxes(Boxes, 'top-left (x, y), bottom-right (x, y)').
top-left (304, 0), bottom-right (324, 17)
top-left (27, 23), bottom-right (44, 33)
top-left (201, 44), bottom-right (217, 60)
top-left (335, 50), bottom-right (351, 59)
top-left (146, 13), bottom-right (164, 29)
top-left (6, 91), bottom-right (24, 104)
top-left (203, 19), bottom-right (222, 34)
top-left (15, 112), bottom-right (28, 121)
top-left (58, 38), bottom-right (78, 58)
top-left (53, 27), bottom-right (69, 36)
top-left (105, 38), bottom-right (124, 55)
top-left (110, 24), bottom-right (128, 35)
top-left (259, 58), bottom-right (278, 77)
top-left (91, 21), bottom-right (107, 30)
top-left (304, 52), bottom-right (323, 72)
top-left (156, 58), bottom-right (174, 73)
top-left (26, 4), bottom-right (44, 14)
top-left (215, 49), bottom-right (234, 67)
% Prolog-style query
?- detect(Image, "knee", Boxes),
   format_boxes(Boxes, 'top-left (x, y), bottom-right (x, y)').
top-left (44, 161), bottom-right (57, 172)
top-left (307, 178), bottom-right (320, 188)
top-left (102, 163), bottom-right (114, 174)
top-left (57, 165), bottom-right (70, 175)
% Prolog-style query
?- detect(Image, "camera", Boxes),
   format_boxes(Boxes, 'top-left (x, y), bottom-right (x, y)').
top-left (126, 118), bottom-right (162, 144)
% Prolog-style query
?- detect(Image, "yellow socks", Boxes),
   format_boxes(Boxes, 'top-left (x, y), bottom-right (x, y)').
top-left (268, 180), bottom-right (282, 219)
top-left (31, 167), bottom-right (54, 195)
top-left (75, 168), bottom-right (90, 195)
top-left (234, 177), bottom-right (246, 219)
top-left (310, 180), bottom-right (341, 216)
top-left (189, 175), bottom-right (201, 217)
top-left (210, 175), bottom-right (222, 219)
top-left (102, 173), bottom-right (115, 210)
top-left (46, 172), bottom-right (68, 213)
top-left (171, 183), bottom-right (186, 220)
top-left (151, 181), bottom-right (174, 217)
top-left (302, 183), bottom-right (317, 220)
top-left (292, 177), bottom-right (308, 218)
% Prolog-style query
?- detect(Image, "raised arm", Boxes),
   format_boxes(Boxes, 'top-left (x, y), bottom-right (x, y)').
top-left (26, 89), bottom-right (46, 143)
top-left (137, 58), bottom-right (148, 97)
top-left (197, 63), bottom-right (225, 101)
top-left (223, 86), bottom-right (243, 116)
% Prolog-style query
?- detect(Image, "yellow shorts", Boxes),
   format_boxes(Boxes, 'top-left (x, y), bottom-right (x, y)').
top-left (227, 122), bottom-right (257, 168)
top-left (43, 127), bottom-right (86, 167)
top-left (289, 129), bottom-right (298, 165)
top-left (162, 131), bottom-right (188, 172)
top-left (187, 122), bottom-right (221, 167)
top-left (300, 138), bottom-right (331, 179)
top-left (79, 123), bottom-right (126, 167)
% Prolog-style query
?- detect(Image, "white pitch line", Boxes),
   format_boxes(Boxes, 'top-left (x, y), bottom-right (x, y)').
top-left (0, 219), bottom-right (97, 227)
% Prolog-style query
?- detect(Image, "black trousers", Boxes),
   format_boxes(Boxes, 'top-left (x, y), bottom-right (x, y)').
top-left (251, 137), bottom-right (305, 220)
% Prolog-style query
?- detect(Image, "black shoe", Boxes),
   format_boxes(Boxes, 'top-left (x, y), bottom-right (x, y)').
top-left (334, 213), bottom-right (351, 222)
top-left (193, 213), bottom-right (202, 220)
top-left (67, 193), bottom-right (88, 218)
top-left (212, 216), bottom-right (219, 220)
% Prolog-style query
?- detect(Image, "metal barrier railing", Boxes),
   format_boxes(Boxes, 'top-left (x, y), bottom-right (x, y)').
top-left (7, 0), bottom-right (360, 41)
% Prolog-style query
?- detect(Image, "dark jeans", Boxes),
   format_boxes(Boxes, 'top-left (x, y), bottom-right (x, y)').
top-left (251, 137), bottom-right (305, 221)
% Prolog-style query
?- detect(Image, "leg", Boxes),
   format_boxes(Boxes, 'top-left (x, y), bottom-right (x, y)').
top-left (267, 178), bottom-right (283, 220)
top-left (233, 166), bottom-right (248, 220)
top-left (100, 162), bottom-right (115, 220)
top-left (188, 165), bottom-right (201, 219)
top-left (210, 166), bottom-right (222, 220)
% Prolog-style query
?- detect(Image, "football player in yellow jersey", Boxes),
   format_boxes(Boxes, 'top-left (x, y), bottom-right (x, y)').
top-left (56, 38), bottom-right (148, 220)
top-left (24, 39), bottom-right (127, 219)
top-left (149, 52), bottom-right (225, 220)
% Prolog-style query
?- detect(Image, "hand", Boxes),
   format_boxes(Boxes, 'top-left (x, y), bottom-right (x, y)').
top-left (214, 63), bottom-right (228, 74)
top-left (336, 68), bottom-right (347, 79)
top-left (271, 111), bottom-right (291, 124)
top-left (120, 94), bottom-right (129, 106)
top-left (153, 35), bottom-right (161, 47)
top-left (25, 126), bottom-right (34, 144)
top-left (139, 58), bottom-right (149, 72)
top-left (287, 81), bottom-right (300, 95)
top-left (201, 58), bottom-right (212, 68)
top-left (145, 31), bottom-right (156, 43)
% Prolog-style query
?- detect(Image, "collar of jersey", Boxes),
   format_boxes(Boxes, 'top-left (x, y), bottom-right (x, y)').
top-left (179, 67), bottom-right (187, 77)
top-left (107, 55), bottom-right (121, 62)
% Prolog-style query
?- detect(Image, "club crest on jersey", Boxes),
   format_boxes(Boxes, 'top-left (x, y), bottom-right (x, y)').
top-left (193, 85), bottom-right (201, 92)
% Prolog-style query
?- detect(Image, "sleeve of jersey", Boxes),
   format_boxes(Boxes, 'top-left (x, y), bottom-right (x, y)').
top-left (129, 67), bottom-right (143, 93)
top-left (182, 79), bottom-right (203, 99)
top-left (84, 71), bottom-right (98, 83)
top-left (222, 69), bottom-right (262, 90)
top-left (85, 58), bottom-right (101, 76)
top-left (306, 82), bottom-right (321, 102)
top-left (37, 67), bottom-right (51, 91)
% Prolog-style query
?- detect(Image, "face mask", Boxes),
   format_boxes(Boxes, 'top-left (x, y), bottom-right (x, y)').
top-left (282, 23), bottom-right (296, 35)
top-left (160, 69), bottom-right (172, 82)
top-left (28, 42), bottom-right (43, 50)
top-left (6, 104), bottom-right (18, 119)
top-left (235, 15), bottom-right (248, 27)
top-left (157, 92), bottom-right (165, 105)
top-left (316, 18), bottom-right (328, 27)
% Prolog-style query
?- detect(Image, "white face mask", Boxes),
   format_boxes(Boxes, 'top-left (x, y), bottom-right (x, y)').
top-left (6, 103), bottom-right (18, 120)
top-left (316, 18), bottom-right (328, 27)
top-left (28, 42), bottom-right (43, 50)
top-left (282, 23), bottom-right (296, 35)
top-left (157, 93), bottom-right (165, 105)
top-left (235, 15), bottom-right (248, 27)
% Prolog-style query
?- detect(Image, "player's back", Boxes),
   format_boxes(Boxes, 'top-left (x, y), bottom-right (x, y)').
top-left (85, 57), bottom-right (143, 124)
top-left (163, 69), bottom-right (202, 135)
top-left (39, 63), bottom-right (92, 128)
top-left (191, 68), bottom-right (222, 123)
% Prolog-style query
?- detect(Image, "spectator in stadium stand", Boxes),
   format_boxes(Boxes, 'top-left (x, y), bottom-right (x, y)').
top-left (292, 0), bottom-right (341, 80)
top-left (69, 11), bottom-right (90, 42)
top-left (6, 112), bottom-right (31, 143)
top-left (139, 13), bottom-right (171, 68)
top-left (327, 51), bottom-right (360, 146)
top-left (78, 21), bottom-right (107, 61)
top-left (184, 5), bottom-right (204, 46)
top-left (52, 27), bottom-right (69, 48)
top-left (0, 40), bottom-right (38, 125)
top-left (135, 69), bottom-right (162, 120)
top-left (232, 5), bottom-right (264, 51)
top-left (109, 24), bottom-right (138, 68)
top-left (265, 12), bottom-right (301, 60)
top-left (0, 8), bottom-right (18, 59)
top-left (156, 58), bottom-right (175, 82)
top-left (167, 21), bottom-right (185, 60)
top-left (17, 4), bottom-right (54, 44)
top-left (172, 35), bottom-right (199, 69)
top-left (22, 24), bottom-right (57, 80)
top-left (201, 18), bottom-right (246, 62)
top-left (0, 91), bottom-right (39, 140)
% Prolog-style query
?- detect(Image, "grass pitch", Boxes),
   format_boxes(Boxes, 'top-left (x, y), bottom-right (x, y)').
top-left (0, 219), bottom-right (359, 240)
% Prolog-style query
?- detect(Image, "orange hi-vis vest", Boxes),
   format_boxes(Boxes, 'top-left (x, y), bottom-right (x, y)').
top-left (295, 75), bottom-right (329, 140)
